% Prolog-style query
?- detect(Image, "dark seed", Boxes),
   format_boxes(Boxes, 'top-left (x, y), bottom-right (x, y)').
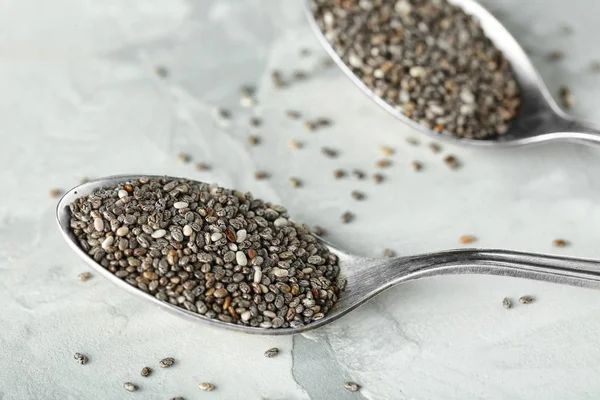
top-left (74, 353), bottom-right (88, 365)
top-left (264, 347), bottom-right (279, 358)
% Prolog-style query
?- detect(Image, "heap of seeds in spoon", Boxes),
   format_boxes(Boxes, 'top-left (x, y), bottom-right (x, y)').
top-left (67, 177), bottom-right (343, 329)
top-left (310, 0), bottom-right (522, 139)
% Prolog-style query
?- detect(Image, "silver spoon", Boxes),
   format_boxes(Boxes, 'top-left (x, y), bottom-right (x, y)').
top-left (57, 175), bottom-right (600, 335)
top-left (304, 0), bottom-right (600, 147)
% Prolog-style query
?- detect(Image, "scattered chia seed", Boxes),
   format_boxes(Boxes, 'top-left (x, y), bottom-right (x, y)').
top-left (240, 85), bottom-right (255, 97)
top-left (123, 382), bottom-right (137, 392)
top-left (559, 86), bottom-right (574, 109)
top-left (195, 163), bottom-right (211, 171)
top-left (383, 249), bottom-right (394, 258)
top-left (154, 66), bottom-right (168, 78)
top-left (74, 353), bottom-right (88, 365)
top-left (216, 108), bottom-right (231, 120)
top-left (177, 153), bottom-right (191, 164)
top-left (313, 226), bottom-right (326, 236)
top-left (406, 138), bottom-right (419, 146)
top-left (344, 382), bottom-right (361, 392)
top-left (459, 235), bottom-right (475, 244)
top-left (429, 143), bottom-right (442, 153)
top-left (271, 70), bottom-right (285, 88)
top-left (502, 297), bottom-right (512, 309)
top-left (352, 169), bottom-right (365, 180)
top-left (519, 295), bottom-right (534, 304)
top-left (286, 110), bottom-right (302, 119)
top-left (300, 48), bottom-right (311, 57)
top-left (333, 169), bottom-right (346, 179)
top-left (288, 140), bottom-right (303, 149)
top-left (547, 50), bottom-right (564, 62)
top-left (77, 272), bottom-right (92, 282)
top-left (316, 118), bottom-right (331, 127)
top-left (351, 191), bottom-right (365, 201)
top-left (141, 367), bottom-right (152, 377)
top-left (341, 212), bottom-right (354, 224)
top-left (552, 239), bottom-right (568, 247)
top-left (67, 177), bottom-right (342, 330)
top-left (411, 161), bottom-right (422, 171)
top-left (249, 117), bottom-right (262, 128)
top-left (376, 159), bottom-right (391, 168)
top-left (169, 398), bottom-right (185, 400)
top-left (49, 188), bottom-right (63, 198)
top-left (159, 357), bottom-right (175, 368)
top-left (248, 135), bottom-right (261, 146)
top-left (373, 173), bottom-right (384, 184)
top-left (311, 0), bottom-right (521, 138)
top-left (379, 146), bottom-right (394, 156)
top-left (444, 155), bottom-right (460, 169)
top-left (289, 177), bottom-right (302, 188)
top-left (264, 347), bottom-right (279, 358)
top-left (254, 171), bottom-right (270, 180)
top-left (322, 147), bottom-right (339, 158)
top-left (293, 70), bottom-right (308, 80)
top-left (240, 95), bottom-right (257, 108)
top-left (304, 121), bottom-right (317, 131)
top-left (321, 57), bottom-right (335, 68)
top-left (198, 383), bottom-right (216, 392)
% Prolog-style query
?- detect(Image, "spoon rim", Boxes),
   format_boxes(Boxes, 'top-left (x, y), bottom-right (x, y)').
top-left (56, 174), bottom-right (355, 336)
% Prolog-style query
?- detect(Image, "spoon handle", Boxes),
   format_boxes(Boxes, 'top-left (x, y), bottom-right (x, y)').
top-left (393, 249), bottom-right (600, 290)
top-left (550, 114), bottom-right (600, 146)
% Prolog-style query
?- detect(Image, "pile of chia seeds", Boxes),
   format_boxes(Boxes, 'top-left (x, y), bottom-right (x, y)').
top-left (67, 177), bottom-right (343, 329)
top-left (310, 0), bottom-right (522, 139)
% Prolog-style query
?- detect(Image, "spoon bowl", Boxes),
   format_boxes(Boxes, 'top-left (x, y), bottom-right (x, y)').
top-left (305, 0), bottom-right (600, 147)
top-left (57, 175), bottom-right (600, 335)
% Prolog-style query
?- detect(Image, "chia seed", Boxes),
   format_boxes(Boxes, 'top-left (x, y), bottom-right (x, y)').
top-left (67, 177), bottom-right (342, 330)
top-left (310, 0), bottom-right (521, 139)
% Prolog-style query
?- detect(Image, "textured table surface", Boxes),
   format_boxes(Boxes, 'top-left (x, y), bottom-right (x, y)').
top-left (2, 0), bottom-right (600, 399)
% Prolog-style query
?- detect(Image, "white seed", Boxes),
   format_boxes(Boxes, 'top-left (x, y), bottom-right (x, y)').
top-left (241, 311), bottom-right (251, 321)
top-left (211, 232), bottom-right (223, 242)
top-left (116, 226), bottom-right (129, 237)
top-left (348, 53), bottom-right (363, 68)
top-left (173, 201), bottom-right (189, 209)
top-left (240, 95), bottom-right (256, 108)
top-left (93, 218), bottom-right (104, 232)
top-left (236, 229), bottom-right (247, 243)
top-left (253, 267), bottom-right (262, 284)
top-left (236, 251), bottom-right (248, 266)
top-left (101, 236), bottom-right (114, 249)
top-left (460, 89), bottom-right (475, 104)
top-left (198, 382), bottom-right (215, 392)
top-left (395, 0), bottom-right (412, 15)
top-left (123, 382), bottom-right (137, 392)
top-left (183, 225), bottom-right (193, 236)
top-left (272, 268), bottom-right (289, 278)
top-left (118, 190), bottom-right (128, 199)
top-left (263, 310), bottom-right (277, 319)
top-left (228, 242), bottom-right (238, 251)
top-left (152, 229), bottom-right (166, 239)
top-left (274, 218), bottom-right (288, 228)
top-left (409, 66), bottom-right (427, 78)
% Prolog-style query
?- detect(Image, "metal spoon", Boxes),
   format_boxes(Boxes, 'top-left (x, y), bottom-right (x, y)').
top-left (57, 175), bottom-right (600, 335)
top-left (304, 0), bottom-right (600, 147)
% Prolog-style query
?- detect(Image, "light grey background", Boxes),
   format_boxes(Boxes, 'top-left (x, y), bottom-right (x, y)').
top-left (1, 0), bottom-right (600, 399)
